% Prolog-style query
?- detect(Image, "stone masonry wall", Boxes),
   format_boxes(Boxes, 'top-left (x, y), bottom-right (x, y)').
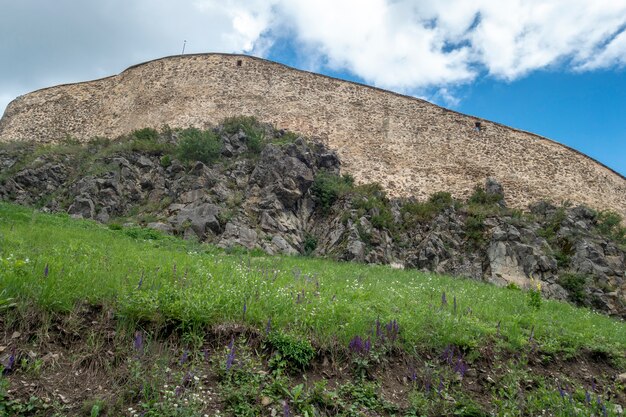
top-left (1, 53), bottom-right (624, 216)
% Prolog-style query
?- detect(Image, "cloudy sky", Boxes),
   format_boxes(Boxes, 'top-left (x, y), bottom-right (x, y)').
top-left (1, 0), bottom-right (625, 174)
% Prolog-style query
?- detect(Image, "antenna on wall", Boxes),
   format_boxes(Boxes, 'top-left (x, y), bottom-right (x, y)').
top-left (181, 40), bottom-right (187, 55)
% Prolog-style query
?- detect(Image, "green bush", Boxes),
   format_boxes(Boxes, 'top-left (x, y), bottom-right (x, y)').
top-left (559, 273), bottom-right (587, 305)
top-left (131, 128), bottom-right (159, 142)
top-left (176, 128), bottom-right (222, 164)
top-left (266, 331), bottom-right (315, 371)
top-left (311, 171), bottom-right (354, 212)
top-left (596, 211), bottom-right (626, 244)
top-left (465, 212), bottom-right (486, 244)
top-left (303, 234), bottom-right (317, 256)
top-left (538, 207), bottom-right (567, 241)
top-left (159, 154), bottom-right (172, 168)
top-left (222, 116), bottom-right (265, 153)
top-left (222, 116), bottom-right (259, 135)
top-left (468, 185), bottom-right (503, 206)
top-left (401, 191), bottom-right (454, 225)
top-left (124, 227), bottom-right (162, 240)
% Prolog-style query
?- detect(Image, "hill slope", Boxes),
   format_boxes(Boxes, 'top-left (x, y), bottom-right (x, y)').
top-left (0, 202), bottom-right (625, 416)
top-left (1, 53), bottom-right (624, 218)
top-left (1, 121), bottom-right (624, 316)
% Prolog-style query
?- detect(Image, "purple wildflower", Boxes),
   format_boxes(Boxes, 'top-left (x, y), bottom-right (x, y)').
top-left (137, 271), bottom-right (144, 289)
top-left (133, 331), bottom-right (143, 352)
top-left (226, 337), bottom-right (236, 371)
top-left (283, 400), bottom-right (290, 417)
top-left (349, 335), bottom-right (364, 354)
top-left (3, 349), bottom-right (16, 373)
top-left (408, 367), bottom-right (417, 383)
top-left (242, 300), bottom-right (247, 321)
top-left (375, 316), bottom-right (382, 339)
top-left (364, 337), bottom-right (371, 354)
top-left (558, 386), bottom-right (566, 399)
top-left (437, 377), bottom-right (444, 398)
top-left (203, 348), bottom-right (209, 362)
top-left (585, 391), bottom-right (591, 405)
top-left (441, 291), bottom-right (447, 307)
top-left (441, 345), bottom-right (455, 365)
top-left (454, 358), bottom-right (468, 377)
top-left (44, 263), bottom-right (49, 278)
top-left (265, 318), bottom-right (272, 334)
top-left (424, 374), bottom-right (432, 394)
top-left (602, 404), bottom-right (607, 417)
top-left (384, 319), bottom-right (399, 343)
top-left (180, 350), bottom-right (189, 365)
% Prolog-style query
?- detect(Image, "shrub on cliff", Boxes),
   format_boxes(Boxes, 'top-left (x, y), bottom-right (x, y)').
top-left (222, 115), bottom-right (265, 153)
top-left (311, 171), bottom-right (354, 212)
top-left (596, 210), bottom-right (626, 245)
top-left (176, 128), bottom-right (222, 164)
top-left (401, 191), bottom-right (454, 225)
top-left (131, 127), bottom-right (159, 142)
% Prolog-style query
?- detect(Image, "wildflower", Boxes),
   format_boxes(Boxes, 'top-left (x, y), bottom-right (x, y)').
top-left (3, 349), bottom-right (15, 374)
top-left (137, 271), bottom-right (144, 289)
top-left (133, 331), bottom-right (143, 353)
top-left (441, 291), bottom-right (447, 307)
top-left (454, 358), bottom-right (468, 377)
top-left (43, 263), bottom-right (49, 278)
top-left (242, 300), bottom-right (247, 321)
top-left (558, 386), bottom-right (566, 399)
top-left (283, 400), bottom-right (290, 417)
top-left (225, 337), bottom-right (236, 371)
top-left (348, 335), bottom-right (364, 354)
top-left (424, 373), bottom-right (432, 394)
top-left (441, 345), bottom-right (454, 365)
top-left (265, 318), bottom-right (272, 334)
top-left (585, 391), bottom-right (591, 405)
top-left (364, 337), bottom-right (371, 354)
top-left (180, 350), bottom-right (189, 365)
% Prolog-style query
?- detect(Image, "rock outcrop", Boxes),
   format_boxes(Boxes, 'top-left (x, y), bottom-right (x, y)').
top-left (1, 125), bottom-right (624, 317)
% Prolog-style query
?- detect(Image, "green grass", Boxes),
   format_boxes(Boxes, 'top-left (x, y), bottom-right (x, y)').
top-left (0, 202), bottom-right (624, 359)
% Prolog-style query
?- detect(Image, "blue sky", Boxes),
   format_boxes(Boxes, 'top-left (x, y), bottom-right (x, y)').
top-left (1, 0), bottom-right (625, 175)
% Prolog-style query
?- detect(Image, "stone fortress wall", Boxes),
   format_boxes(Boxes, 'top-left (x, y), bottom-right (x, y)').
top-left (1, 53), bottom-right (624, 217)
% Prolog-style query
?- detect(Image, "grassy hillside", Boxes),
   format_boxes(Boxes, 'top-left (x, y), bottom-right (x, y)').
top-left (1, 202), bottom-right (625, 416)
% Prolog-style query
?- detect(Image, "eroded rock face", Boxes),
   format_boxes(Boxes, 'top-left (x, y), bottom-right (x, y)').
top-left (1, 134), bottom-right (624, 317)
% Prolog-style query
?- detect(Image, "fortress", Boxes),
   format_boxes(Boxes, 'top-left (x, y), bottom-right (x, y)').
top-left (0, 53), bottom-right (624, 216)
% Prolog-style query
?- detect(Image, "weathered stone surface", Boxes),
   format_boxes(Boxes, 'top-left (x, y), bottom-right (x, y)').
top-left (68, 197), bottom-right (95, 219)
top-left (1, 54), bottom-right (624, 219)
top-left (0, 134), bottom-right (624, 317)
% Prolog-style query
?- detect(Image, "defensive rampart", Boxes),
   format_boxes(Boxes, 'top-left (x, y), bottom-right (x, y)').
top-left (1, 53), bottom-right (624, 215)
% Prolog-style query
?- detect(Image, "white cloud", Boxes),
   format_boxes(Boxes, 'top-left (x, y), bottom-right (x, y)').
top-left (1, 0), bottom-right (626, 113)
top-left (209, 0), bottom-right (626, 91)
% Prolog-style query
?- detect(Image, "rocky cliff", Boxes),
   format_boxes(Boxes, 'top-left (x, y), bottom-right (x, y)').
top-left (1, 121), bottom-right (624, 317)
top-left (1, 54), bottom-right (624, 218)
